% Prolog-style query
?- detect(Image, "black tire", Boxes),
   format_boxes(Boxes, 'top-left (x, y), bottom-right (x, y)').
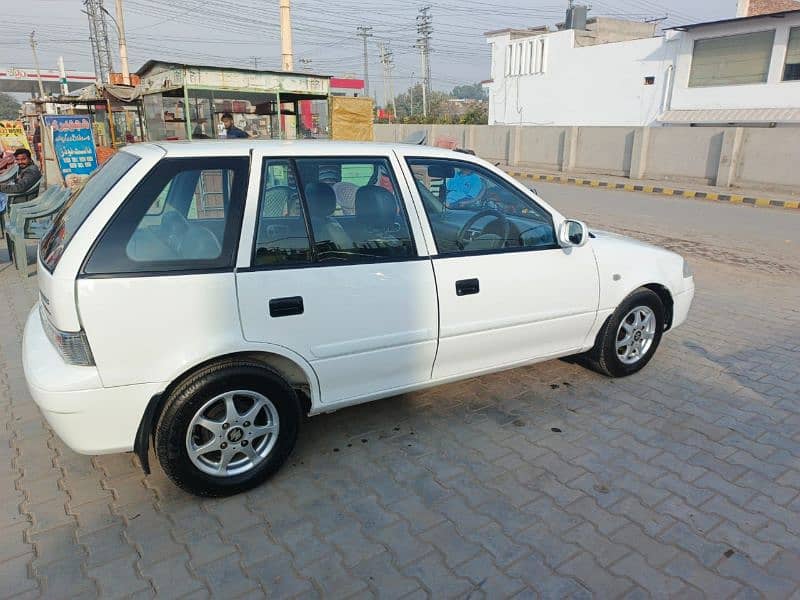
top-left (154, 359), bottom-right (300, 497)
top-left (584, 288), bottom-right (665, 378)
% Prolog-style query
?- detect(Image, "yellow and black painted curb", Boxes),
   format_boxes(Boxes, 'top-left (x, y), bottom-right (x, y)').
top-left (506, 170), bottom-right (800, 211)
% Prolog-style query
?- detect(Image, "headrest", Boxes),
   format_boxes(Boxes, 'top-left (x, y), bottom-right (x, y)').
top-left (305, 182), bottom-right (337, 218)
top-left (355, 185), bottom-right (397, 228)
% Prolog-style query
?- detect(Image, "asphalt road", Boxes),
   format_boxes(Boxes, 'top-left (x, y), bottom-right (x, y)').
top-left (532, 182), bottom-right (800, 276)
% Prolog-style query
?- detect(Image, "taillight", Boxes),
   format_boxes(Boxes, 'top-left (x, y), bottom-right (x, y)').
top-left (39, 304), bottom-right (95, 366)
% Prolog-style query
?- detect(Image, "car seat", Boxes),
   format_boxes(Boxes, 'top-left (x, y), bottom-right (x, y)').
top-left (354, 186), bottom-right (404, 251)
top-left (305, 182), bottom-right (354, 251)
top-left (333, 181), bottom-right (358, 215)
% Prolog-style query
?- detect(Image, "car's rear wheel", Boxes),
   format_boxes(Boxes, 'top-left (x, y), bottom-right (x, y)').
top-left (584, 288), bottom-right (665, 377)
top-left (154, 359), bottom-right (299, 497)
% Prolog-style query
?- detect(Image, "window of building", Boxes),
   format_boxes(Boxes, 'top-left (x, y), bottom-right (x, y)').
top-left (784, 27), bottom-right (800, 81)
top-left (526, 40), bottom-right (535, 74)
top-left (689, 30), bottom-right (775, 87)
top-left (523, 41), bottom-right (532, 74)
top-left (505, 45), bottom-right (512, 76)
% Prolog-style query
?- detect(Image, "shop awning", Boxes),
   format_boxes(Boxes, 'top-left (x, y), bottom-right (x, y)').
top-left (659, 108), bottom-right (800, 125)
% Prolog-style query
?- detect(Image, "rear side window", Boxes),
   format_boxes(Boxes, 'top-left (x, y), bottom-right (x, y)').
top-left (40, 151), bottom-right (140, 272)
top-left (83, 157), bottom-right (249, 275)
top-left (253, 157), bottom-right (416, 268)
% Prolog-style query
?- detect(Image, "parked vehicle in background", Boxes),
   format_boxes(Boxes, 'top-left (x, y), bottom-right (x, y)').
top-left (22, 140), bottom-right (694, 496)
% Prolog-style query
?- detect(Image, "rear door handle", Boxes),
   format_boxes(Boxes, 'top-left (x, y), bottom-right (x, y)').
top-left (269, 296), bottom-right (304, 318)
top-left (455, 278), bottom-right (480, 296)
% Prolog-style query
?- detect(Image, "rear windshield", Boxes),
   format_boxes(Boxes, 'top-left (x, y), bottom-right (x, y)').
top-left (40, 151), bottom-right (140, 272)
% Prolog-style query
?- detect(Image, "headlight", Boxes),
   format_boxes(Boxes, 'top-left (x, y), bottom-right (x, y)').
top-left (39, 305), bottom-right (95, 366)
top-left (682, 259), bottom-right (693, 278)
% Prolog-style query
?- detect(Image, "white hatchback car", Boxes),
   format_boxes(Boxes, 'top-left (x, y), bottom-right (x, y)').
top-left (23, 141), bottom-right (694, 496)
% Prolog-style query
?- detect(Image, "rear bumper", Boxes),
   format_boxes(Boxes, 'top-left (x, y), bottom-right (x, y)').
top-left (671, 280), bottom-right (694, 330)
top-left (23, 304), bottom-right (164, 455)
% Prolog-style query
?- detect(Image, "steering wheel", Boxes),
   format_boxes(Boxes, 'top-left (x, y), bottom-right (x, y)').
top-left (456, 209), bottom-right (511, 250)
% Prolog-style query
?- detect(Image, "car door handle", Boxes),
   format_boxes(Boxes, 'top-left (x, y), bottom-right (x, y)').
top-left (269, 296), bottom-right (304, 318)
top-left (455, 278), bottom-right (480, 296)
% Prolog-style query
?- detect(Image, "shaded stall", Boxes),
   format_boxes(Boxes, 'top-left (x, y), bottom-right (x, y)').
top-left (28, 84), bottom-right (145, 186)
top-left (136, 61), bottom-right (331, 141)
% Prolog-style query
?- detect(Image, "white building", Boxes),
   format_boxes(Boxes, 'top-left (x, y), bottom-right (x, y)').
top-left (485, 7), bottom-right (800, 127)
top-left (662, 10), bottom-right (800, 125)
top-left (485, 18), bottom-right (672, 126)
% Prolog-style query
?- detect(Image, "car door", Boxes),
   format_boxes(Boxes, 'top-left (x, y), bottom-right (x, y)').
top-left (235, 151), bottom-right (438, 405)
top-left (77, 155), bottom-right (249, 387)
top-left (399, 153), bottom-right (600, 380)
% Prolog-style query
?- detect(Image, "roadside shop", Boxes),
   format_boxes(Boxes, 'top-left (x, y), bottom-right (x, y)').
top-left (136, 61), bottom-right (331, 141)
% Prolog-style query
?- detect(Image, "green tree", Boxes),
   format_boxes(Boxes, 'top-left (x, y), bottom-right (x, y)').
top-left (451, 83), bottom-right (488, 101)
top-left (0, 93), bottom-right (21, 120)
top-left (392, 84), bottom-right (455, 123)
top-left (460, 103), bottom-right (488, 125)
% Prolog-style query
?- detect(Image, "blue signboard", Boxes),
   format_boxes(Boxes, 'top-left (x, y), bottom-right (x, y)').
top-left (43, 116), bottom-right (98, 186)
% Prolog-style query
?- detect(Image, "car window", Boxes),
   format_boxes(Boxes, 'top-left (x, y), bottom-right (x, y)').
top-left (406, 157), bottom-right (557, 255)
top-left (253, 157), bottom-right (416, 267)
top-left (40, 151), bottom-right (140, 272)
top-left (84, 157), bottom-right (249, 275)
top-left (253, 159), bottom-right (310, 267)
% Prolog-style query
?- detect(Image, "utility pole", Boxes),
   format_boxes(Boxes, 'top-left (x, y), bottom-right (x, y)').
top-left (357, 26), bottom-right (373, 98)
top-left (114, 0), bottom-right (130, 84)
top-left (29, 31), bottom-right (47, 98)
top-left (415, 6), bottom-right (433, 118)
top-left (279, 0), bottom-right (294, 71)
top-left (378, 43), bottom-right (397, 120)
top-left (100, 0), bottom-right (131, 84)
top-left (84, 0), bottom-right (114, 83)
top-left (58, 56), bottom-right (69, 95)
top-left (409, 72), bottom-right (415, 117)
top-left (251, 57), bottom-right (259, 69)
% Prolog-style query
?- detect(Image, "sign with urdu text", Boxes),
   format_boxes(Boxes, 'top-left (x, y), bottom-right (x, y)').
top-left (43, 116), bottom-right (98, 187)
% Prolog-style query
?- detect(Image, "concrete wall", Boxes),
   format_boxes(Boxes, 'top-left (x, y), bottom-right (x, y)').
top-left (372, 123), bottom-right (798, 193)
top-left (642, 127), bottom-right (725, 184)
top-left (515, 126), bottom-right (568, 170)
top-left (469, 125), bottom-right (512, 164)
top-left (736, 128), bottom-right (800, 191)
top-left (572, 127), bottom-right (637, 176)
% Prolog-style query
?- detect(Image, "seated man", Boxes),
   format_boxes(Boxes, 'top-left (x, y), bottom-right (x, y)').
top-left (445, 168), bottom-right (485, 208)
top-left (0, 149), bottom-right (41, 200)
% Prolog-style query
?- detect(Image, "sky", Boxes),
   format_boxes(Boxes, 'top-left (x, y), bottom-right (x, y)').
top-left (3, 0), bottom-right (735, 102)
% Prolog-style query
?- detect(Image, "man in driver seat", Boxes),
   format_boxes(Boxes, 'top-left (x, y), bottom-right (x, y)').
top-left (446, 168), bottom-right (485, 208)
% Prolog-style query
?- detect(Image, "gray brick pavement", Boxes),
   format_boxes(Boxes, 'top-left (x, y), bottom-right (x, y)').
top-left (2, 205), bottom-right (800, 599)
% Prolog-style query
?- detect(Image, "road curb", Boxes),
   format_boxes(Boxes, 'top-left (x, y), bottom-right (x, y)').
top-left (506, 170), bottom-right (800, 211)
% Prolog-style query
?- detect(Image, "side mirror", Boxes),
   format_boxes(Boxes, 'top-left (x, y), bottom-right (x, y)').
top-left (558, 219), bottom-right (589, 247)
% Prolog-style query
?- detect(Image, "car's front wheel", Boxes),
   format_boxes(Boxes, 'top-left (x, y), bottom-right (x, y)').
top-left (584, 288), bottom-right (665, 377)
top-left (154, 359), bottom-right (300, 497)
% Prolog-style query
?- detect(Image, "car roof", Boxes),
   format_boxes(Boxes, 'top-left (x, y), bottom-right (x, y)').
top-left (130, 139), bottom-right (467, 159)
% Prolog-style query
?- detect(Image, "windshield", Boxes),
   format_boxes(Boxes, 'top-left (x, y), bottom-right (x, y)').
top-left (40, 151), bottom-right (140, 273)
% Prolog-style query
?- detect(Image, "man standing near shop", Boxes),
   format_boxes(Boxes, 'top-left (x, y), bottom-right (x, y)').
top-left (221, 112), bottom-right (248, 139)
top-left (0, 148), bottom-right (41, 198)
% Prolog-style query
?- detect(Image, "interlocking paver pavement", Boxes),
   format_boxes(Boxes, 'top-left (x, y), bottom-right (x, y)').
top-left (2, 185), bottom-right (799, 598)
